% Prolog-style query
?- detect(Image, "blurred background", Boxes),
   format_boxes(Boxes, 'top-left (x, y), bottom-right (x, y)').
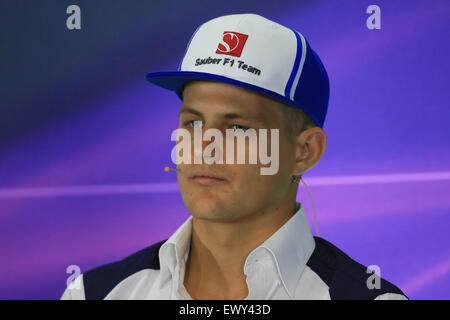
top-left (0, 0), bottom-right (449, 300)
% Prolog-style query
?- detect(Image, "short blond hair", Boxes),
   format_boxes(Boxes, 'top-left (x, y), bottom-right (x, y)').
top-left (279, 104), bottom-right (317, 139)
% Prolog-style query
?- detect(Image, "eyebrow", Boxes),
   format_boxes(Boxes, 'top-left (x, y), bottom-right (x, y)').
top-left (179, 107), bottom-right (267, 126)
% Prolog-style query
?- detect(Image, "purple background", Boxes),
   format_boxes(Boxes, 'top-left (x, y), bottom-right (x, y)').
top-left (1, 0), bottom-right (449, 299)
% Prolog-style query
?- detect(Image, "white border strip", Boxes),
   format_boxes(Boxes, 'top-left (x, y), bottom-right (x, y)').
top-left (289, 31), bottom-right (307, 100)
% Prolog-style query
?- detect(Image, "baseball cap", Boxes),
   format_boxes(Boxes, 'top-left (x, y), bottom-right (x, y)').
top-left (146, 13), bottom-right (329, 128)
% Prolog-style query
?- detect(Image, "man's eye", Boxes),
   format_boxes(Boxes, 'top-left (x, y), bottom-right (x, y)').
top-left (231, 124), bottom-right (249, 131)
top-left (184, 120), bottom-right (203, 128)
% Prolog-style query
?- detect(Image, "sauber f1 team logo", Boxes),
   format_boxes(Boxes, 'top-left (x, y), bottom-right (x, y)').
top-left (216, 31), bottom-right (248, 57)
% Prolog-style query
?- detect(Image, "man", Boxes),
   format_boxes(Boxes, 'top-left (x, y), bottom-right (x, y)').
top-left (61, 13), bottom-right (407, 300)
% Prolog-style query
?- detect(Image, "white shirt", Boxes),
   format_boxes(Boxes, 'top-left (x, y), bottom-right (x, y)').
top-left (156, 201), bottom-right (319, 300)
top-left (61, 202), bottom-right (408, 300)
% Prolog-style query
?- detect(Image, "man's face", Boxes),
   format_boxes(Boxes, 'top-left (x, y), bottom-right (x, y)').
top-left (176, 80), bottom-right (296, 222)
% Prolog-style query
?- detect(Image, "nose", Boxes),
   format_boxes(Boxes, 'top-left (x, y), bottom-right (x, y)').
top-left (192, 125), bottom-right (224, 164)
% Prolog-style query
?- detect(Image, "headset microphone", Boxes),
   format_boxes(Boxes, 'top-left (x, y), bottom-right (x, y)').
top-left (299, 177), bottom-right (320, 237)
top-left (164, 166), bottom-right (179, 172)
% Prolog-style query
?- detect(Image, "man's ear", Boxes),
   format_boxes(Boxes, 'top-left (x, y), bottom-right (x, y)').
top-left (292, 127), bottom-right (327, 176)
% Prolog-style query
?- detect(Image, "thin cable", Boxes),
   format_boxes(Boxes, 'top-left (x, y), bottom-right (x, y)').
top-left (300, 177), bottom-right (320, 237)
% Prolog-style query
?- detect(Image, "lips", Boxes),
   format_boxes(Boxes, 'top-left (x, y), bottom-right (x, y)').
top-left (189, 169), bottom-right (226, 186)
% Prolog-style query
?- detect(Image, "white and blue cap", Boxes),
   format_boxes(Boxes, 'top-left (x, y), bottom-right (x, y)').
top-left (146, 13), bottom-right (329, 128)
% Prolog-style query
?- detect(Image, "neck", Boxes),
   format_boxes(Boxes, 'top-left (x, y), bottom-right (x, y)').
top-left (183, 199), bottom-right (298, 299)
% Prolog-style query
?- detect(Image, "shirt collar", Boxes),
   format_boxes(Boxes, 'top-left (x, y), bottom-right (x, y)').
top-left (257, 202), bottom-right (316, 297)
top-left (159, 216), bottom-right (193, 282)
top-left (158, 202), bottom-right (316, 297)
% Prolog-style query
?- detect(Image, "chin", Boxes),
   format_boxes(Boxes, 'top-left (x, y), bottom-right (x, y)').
top-left (185, 193), bottom-right (220, 214)
top-left (182, 192), bottom-right (234, 221)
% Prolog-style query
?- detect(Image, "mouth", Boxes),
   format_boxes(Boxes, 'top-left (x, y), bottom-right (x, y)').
top-left (189, 169), bottom-right (227, 186)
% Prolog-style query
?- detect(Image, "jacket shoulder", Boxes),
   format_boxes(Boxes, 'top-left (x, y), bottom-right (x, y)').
top-left (83, 239), bottom-right (166, 300)
top-left (306, 236), bottom-right (408, 300)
